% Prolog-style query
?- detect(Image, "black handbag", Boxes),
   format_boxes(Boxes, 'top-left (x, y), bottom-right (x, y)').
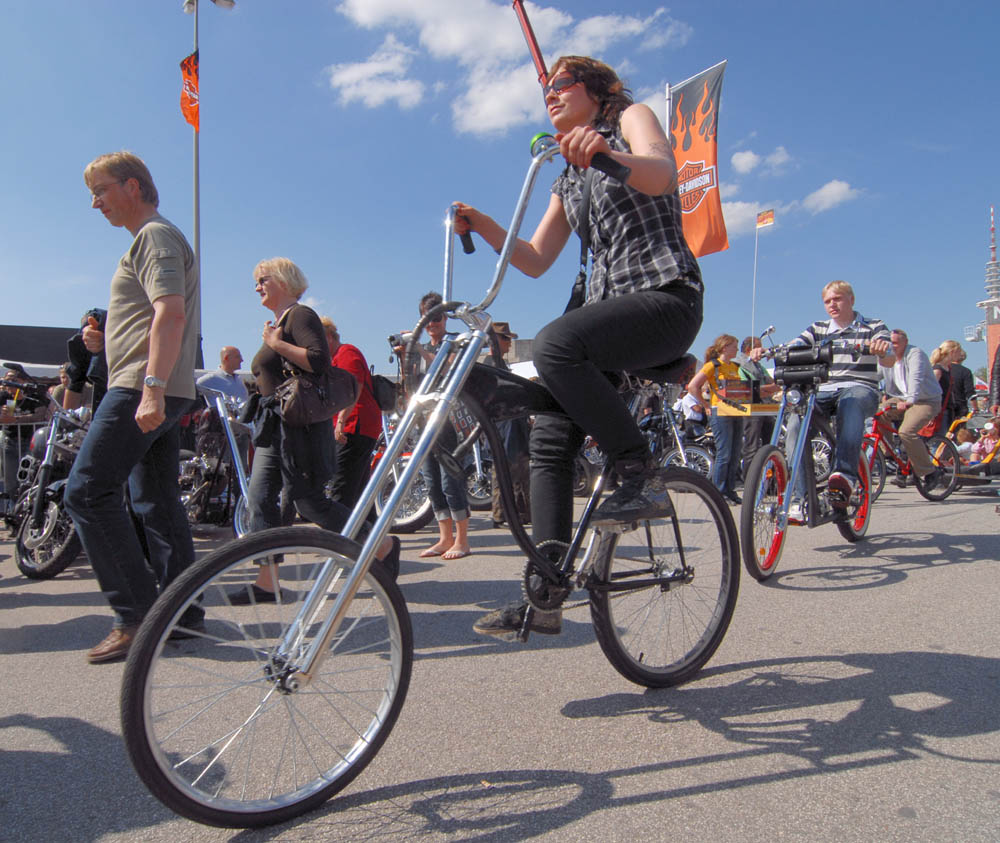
top-left (272, 305), bottom-right (360, 427)
top-left (563, 167), bottom-right (595, 314)
top-left (275, 364), bottom-right (359, 428)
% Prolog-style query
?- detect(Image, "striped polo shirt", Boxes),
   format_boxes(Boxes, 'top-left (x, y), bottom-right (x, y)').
top-left (791, 312), bottom-right (890, 392)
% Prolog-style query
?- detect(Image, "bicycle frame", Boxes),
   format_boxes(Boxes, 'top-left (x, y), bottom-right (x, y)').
top-left (279, 136), bottom-right (568, 681)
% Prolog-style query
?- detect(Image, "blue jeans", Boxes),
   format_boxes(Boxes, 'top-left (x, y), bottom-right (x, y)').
top-left (65, 388), bottom-right (195, 627)
top-left (785, 385), bottom-right (878, 498)
top-left (709, 412), bottom-right (743, 495)
top-left (416, 416), bottom-right (469, 521)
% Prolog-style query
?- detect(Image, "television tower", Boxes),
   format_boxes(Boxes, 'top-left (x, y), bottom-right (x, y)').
top-left (975, 205), bottom-right (1000, 379)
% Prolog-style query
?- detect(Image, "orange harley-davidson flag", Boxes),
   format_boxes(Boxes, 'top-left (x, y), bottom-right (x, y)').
top-left (669, 60), bottom-right (728, 257)
top-left (180, 51), bottom-right (200, 131)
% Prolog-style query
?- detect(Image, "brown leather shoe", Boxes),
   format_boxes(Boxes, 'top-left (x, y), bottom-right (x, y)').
top-left (86, 625), bottom-right (139, 664)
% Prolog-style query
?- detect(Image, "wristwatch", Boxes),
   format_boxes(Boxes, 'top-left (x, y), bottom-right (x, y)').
top-left (143, 375), bottom-right (167, 389)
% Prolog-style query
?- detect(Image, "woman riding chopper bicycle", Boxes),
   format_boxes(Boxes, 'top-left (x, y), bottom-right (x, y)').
top-left (453, 55), bottom-right (704, 637)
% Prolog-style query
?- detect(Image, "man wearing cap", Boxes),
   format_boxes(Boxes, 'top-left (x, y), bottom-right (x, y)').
top-left (485, 322), bottom-right (531, 527)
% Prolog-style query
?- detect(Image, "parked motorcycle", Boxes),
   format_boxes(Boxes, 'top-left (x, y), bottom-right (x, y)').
top-left (178, 388), bottom-right (252, 536)
top-left (12, 400), bottom-right (88, 579)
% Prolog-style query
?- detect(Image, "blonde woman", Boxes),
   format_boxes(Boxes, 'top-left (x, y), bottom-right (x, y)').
top-left (930, 340), bottom-right (960, 431)
top-left (687, 335), bottom-right (744, 504)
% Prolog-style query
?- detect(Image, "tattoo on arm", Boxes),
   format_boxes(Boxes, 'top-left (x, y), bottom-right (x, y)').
top-left (649, 140), bottom-right (671, 158)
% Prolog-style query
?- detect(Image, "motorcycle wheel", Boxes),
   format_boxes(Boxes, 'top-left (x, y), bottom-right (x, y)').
top-left (14, 491), bottom-right (82, 579)
top-left (374, 454), bottom-right (434, 534)
top-left (465, 462), bottom-right (493, 511)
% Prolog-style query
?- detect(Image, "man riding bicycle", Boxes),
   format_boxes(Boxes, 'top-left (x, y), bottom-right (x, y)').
top-left (753, 280), bottom-right (893, 511)
top-left (878, 329), bottom-right (944, 490)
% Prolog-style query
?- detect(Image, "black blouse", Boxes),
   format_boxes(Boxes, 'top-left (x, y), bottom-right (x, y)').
top-left (251, 304), bottom-right (331, 397)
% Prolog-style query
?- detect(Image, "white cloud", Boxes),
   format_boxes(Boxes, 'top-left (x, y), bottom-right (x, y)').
top-left (722, 201), bottom-right (762, 236)
top-left (731, 145), bottom-right (792, 176)
top-left (719, 181), bottom-right (740, 199)
top-left (766, 145), bottom-right (790, 169)
top-left (802, 179), bottom-right (860, 214)
top-left (333, 1), bottom-right (694, 135)
top-left (731, 150), bottom-right (761, 175)
top-left (326, 34), bottom-right (425, 109)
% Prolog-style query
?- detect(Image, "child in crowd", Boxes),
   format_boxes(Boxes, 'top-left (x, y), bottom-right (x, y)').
top-left (971, 422), bottom-right (998, 463)
top-left (955, 428), bottom-right (976, 463)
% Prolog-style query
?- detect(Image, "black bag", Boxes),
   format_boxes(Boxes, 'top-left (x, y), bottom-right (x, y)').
top-left (275, 365), bottom-right (359, 428)
top-left (368, 373), bottom-right (400, 413)
top-left (563, 167), bottom-right (595, 314)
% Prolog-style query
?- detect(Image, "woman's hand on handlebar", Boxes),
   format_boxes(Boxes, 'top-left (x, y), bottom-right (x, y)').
top-left (555, 125), bottom-right (613, 170)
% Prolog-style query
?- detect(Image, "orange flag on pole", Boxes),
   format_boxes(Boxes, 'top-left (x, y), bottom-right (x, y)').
top-left (669, 60), bottom-right (728, 257)
top-left (180, 50), bottom-right (200, 132)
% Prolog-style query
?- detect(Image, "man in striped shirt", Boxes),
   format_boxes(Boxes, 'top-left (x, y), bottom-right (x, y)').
top-left (757, 280), bottom-right (893, 510)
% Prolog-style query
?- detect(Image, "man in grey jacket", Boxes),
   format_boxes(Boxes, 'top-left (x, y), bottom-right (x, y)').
top-left (879, 329), bottom-right (943, 488)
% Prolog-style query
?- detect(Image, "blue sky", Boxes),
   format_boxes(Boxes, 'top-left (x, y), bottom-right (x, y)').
top-left (3, 0), bottom-right (998, 375)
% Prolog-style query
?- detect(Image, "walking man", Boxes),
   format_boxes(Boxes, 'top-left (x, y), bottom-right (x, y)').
top-left (65, 151), bottom-right (201, 663)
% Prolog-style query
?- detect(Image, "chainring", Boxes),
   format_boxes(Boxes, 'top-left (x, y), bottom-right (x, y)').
top-left (522, 539), bottom-right (572, 611)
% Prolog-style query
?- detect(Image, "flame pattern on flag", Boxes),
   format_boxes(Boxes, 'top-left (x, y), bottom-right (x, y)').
top-left (756, 209), bottom-right (774, 228)
top-left (669, 61), bottom-right (728, 258)
top-left (180, 51), bottom-right (199, 132)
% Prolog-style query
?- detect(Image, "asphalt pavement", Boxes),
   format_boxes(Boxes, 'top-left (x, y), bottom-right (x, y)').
top-left (1, 484), bottom-right (999, 842)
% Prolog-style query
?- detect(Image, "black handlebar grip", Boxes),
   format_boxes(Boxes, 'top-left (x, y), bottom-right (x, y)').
top-left (591, 152), bottom-right (631, 183)
top-left (459, 232), bottom-right (475, 254)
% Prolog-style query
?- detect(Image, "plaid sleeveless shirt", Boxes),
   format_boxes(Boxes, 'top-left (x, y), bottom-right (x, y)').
top-left (552, 124), bottom-right (703, 307)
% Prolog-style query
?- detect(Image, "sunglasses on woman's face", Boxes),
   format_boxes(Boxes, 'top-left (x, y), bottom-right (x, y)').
top-left (543, 74), bottom-right (580, 97)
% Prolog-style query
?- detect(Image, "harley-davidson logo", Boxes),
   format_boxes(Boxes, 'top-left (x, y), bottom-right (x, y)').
top-left (676, 160), bottom-right (716, 213)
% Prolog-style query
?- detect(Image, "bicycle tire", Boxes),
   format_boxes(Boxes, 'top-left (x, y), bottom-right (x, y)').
top-left (121, 526), bottom-right (413, 828)
top-left (914, 435), bottom-right (960, 502)
top-left (588, 469), bottom-right (739, 688)
top-left (662, 445), bottom-right (713, 479)
top-left (835, 455), bottom-right (872, 542)
top-left (740, 445), bottom-right (789, 581)
top-left (864, 441), bottom-right (887, 502)
top-left (14, 492), bottom-right (82, 580)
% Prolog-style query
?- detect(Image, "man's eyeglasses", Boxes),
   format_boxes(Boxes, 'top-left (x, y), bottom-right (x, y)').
top-left (426, 315), bottom-right (444, 324)
top-left (89, 180), bottom-right (125, 201)
top-left (543, 74), bottom-right (581, 98)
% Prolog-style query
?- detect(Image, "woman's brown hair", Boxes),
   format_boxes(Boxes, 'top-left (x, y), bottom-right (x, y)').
top-left (549, 55), bottom-right (633, 128)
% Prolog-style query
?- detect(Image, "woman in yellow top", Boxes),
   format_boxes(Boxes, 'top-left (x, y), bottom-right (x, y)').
top-left (686, 334), bottom-right (745, 504)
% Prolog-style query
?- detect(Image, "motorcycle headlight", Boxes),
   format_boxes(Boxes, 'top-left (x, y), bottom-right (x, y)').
top-left (786, 389), bottom-right (803, 406)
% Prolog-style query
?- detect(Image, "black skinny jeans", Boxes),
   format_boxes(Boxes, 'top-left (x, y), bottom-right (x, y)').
top-left (529, 286), bottom-right (702, 545)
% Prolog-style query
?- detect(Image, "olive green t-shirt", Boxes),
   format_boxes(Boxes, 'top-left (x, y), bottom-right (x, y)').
top-left (104, 214), bottom-right (201, 399)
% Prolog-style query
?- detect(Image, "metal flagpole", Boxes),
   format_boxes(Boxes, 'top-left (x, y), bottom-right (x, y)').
top-left (192, 2), bottom-right (200, 294)
top-left (751, 222), bottom-right (759, 338)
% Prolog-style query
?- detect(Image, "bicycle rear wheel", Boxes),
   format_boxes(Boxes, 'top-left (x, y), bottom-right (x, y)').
top-left (914, 435), bottom-right (960, 501)
top-left (121, 527), bottom-right (413, 828)
top-left (588, 469), bottom-right (739, 688)
top-left (740, 445), bottom-right (789, 581)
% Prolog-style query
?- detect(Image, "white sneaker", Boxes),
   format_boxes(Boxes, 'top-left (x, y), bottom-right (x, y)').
top-left (786, 501), bottom-right (805, 524)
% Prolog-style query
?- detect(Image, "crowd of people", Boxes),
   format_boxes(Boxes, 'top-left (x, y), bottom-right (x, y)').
top-left (3, 54), bottom-right (999, 662)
